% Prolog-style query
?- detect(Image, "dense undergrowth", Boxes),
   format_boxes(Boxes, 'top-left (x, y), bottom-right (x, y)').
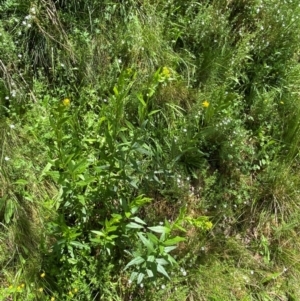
top-left (1, 0), bottom-right (300, 300)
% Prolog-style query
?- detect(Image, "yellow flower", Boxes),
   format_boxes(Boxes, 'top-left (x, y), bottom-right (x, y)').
top-left (21, 283), bottom-right (25, 288)
top-left (41, 272), bottom-right (45, 278)
top-left (74, 288), bottom-right (78, 293)
top-left (62, 98), bottom-right (71, 106)
top-left (9, 285), bottom-right (13, 289)
top-left (202, 100), bottom-right (210, 108)
top-left (205, 221), bottom-right (213, 230)
top-left (39, 287), bottom-right (43, 292)
top-left (161, 67), bottom-right (171, 78)
top-left (280, 101), bottom-right (284, 104)
top-left (51, 297), bottom-right (55, 301)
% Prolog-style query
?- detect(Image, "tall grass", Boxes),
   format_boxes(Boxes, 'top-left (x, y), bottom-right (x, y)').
top-left (1, 0), bottom-right (300, 300)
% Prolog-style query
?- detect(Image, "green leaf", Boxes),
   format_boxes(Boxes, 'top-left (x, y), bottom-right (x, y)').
top-left (166, 254), bottom-right (177, 266)
top-left (126, 222), bottom-right (144, 229)
top-left (113, 86), bottom-right (119, 96)
top-left (146, 269), bottom-right (154, 278)
top-left (124, 256), bottom-right (145, 270)
top-left (70, 241), bottom-right (89, 250)
top-left (130, 272), bottom-right (138, 282)
top-left (14, 179), bottom-right (28, 185)
top-left (4, 199), bottom-right (15, 224)
top-left (91, 230), bottom-right (105, 237)
top-left (131, 216), bottom-right (147, 225)
top-left (148, 226), bottom-right (170, 234)
top-left (147, 232), bottom-right (159, 244)
top-left (157, 264), bottom-right (170, 279)
top-left (129, 180), bottom-right (139, 189)
top-left (137, 272), bottom-right (145, 284)
top-left (147, 255), bottom-right (155, 262)
top-left (137, 232), bottom-right (154, 252)
top-left (39, 162), bottom-right (52, 180)
top-left (148, 109), bottom-right (160, 116)
top-left (164, 236), bottom-right (186, 246)
top-left (155, 258), bottom-right (169, 265)
top-left (164, 246), bottom-right (177, 253)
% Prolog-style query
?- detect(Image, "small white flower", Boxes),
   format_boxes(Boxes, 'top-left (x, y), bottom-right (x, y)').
top-left (4, 156), bottom-right (10, 161)
top-left (128, 279), bottom-right (132, 285)
top-left (18, 54), bottom-right (22, 58)
top-left (9, 124), bottom-right (15, 129)
top-left (103, 99), bottom-right (107, 102)
top-left (22, 21), bottom-right (27, 25)
top-left (30, 7), bottom-right (36, 14)
top-left (161, 284), bottom-right (165, 290)
top-left (140, 283), bottom-right (144, 288)
top-left (27, 24), bottom-right (32, 28)
top-left (5, 96), bottom-right (9, 100)
top-left (201, 246), bottom-right (205, 251)
top-left (25, 15), bottom-right (32, 20)
top-left (60, 63), bottom-right (65, 67)
top-left (182, 271), bottom-right (187, 276)
top-left (159, 221), bottom-right (163, 225)
top-left (250, 270), bottom-right (254, 275)
top-left (118, 59), bottom-right (122, 64)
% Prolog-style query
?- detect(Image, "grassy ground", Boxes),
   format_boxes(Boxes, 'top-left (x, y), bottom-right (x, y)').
top-left (1, 0), bottom-right (300, 300)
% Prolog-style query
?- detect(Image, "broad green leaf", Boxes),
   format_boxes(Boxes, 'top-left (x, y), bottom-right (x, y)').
top-left (4, 199), bottom-right (15, 224)
top-left (137, 272), bottom-right (145, 284)
top-left (167, 254), bottom-right (177, 266)
top-left (157, 264), bottom-right (170, 279)
top-left (164, 236), bottom-right (186, 246)
top-left (147, 232), bottom-right (159, 244)
top-left (164, 246), bottom-right (177, 253)
top-left (130, 272), bottom-right (138, 282)
top-left (131, 216), bottom-right (147, 225)
top-left (147, 255), bottom-right (155, 262)
top-left (70, 241), bottom-right (89, 250)
top-left (39, 162), bottom-right (52, 179)
top-left (146, 269), bottom-right (154, 278)
top-left (106, 226), bottom-right (118, 233)
top-left (126, 222), bottom-right (144, 229)
top-left (148, 226), bottom-right (170, 234)
top-left (137, 232), bottom-right (154, 252)
top-left (124, 256), bottom-right (145, 270)
top-left (91, 230), bottom-right (105, 237)
top-left (155, 258), bottom-right (168, 265)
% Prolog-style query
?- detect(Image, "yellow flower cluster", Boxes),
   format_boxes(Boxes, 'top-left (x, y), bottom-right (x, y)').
top-left (205, 221), bottom-right (213, 230)
top-left (161, 66), bottom-right (171, 78)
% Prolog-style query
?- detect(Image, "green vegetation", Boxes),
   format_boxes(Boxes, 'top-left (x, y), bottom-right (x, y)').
top-left (1, 0), bottom-right (300, 300)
